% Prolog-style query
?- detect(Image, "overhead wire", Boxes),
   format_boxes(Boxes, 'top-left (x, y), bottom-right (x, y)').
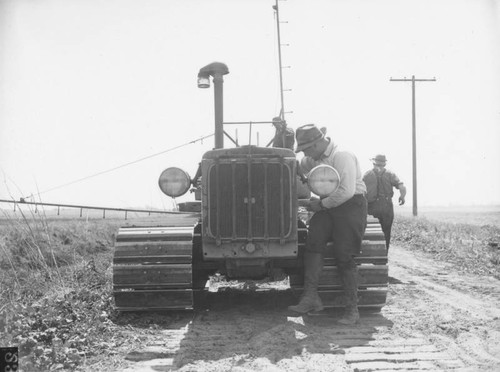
top-left (24, 133), bottom-right (214, 200)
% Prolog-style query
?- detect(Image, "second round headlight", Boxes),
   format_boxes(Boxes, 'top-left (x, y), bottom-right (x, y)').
top-left (307, 164), bottom-right (340, 197)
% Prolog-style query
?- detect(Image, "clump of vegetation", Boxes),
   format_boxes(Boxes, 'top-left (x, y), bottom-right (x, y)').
top-left (392, 215), bottom-right (500, 279)
top-left (0, 210), bottom-right (121, 371)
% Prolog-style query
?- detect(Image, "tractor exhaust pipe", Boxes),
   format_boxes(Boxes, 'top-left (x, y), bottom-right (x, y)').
top-left (197, 62), bottom-right (229, 149)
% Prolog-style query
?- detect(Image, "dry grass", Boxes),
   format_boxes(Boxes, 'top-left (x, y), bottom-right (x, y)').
top-left (392, 214), bottom-right (500, 279)
top-left (0, 206), bottom-right (121, 371)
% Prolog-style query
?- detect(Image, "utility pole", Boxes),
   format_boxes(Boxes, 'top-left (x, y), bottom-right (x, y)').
top-left (390, 75), bottom-right (436, 217)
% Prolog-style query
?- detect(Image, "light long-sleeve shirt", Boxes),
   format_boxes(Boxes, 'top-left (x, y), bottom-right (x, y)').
top-left (299, 139), bottom-right (366, 208)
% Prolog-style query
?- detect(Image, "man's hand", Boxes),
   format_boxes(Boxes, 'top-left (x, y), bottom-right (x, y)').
top-left (399, 196), bottom-right (405, 205)
top-left (308, 198), bottom-right (323, 212)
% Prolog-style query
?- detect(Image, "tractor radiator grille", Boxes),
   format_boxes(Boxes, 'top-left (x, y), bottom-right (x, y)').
top-left (207, 159), bottom-right (293, 241)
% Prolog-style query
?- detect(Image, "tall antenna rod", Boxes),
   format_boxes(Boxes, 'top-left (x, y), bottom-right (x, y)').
top-left (273, 0), bottom-right (286, 121)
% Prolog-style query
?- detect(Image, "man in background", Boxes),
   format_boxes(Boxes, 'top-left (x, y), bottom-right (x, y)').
top-left (271, 116), bottom-right (295, 150)
top-left (363, 154), bottom-right (406, 250)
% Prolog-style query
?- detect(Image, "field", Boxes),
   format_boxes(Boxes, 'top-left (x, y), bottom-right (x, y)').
top-left (396, 204), bottom-right (500, 227)
top-left (0, 205), bottom-right (499, 371)
top-left (393, 206), bottom-right (500, 280)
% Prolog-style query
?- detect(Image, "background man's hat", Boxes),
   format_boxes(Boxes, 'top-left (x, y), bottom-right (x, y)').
top-left (272, 116), bottom-right (285, 126)
top-left (272, 116), bottom-right (288, 129)
top-left (295, 124), bottom-right (325, 153)
top-left (371, 154), bottom-right (387, 165)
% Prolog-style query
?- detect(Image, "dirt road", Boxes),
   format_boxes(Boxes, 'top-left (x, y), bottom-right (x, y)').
top-left (98, 244), bottom-right (500, 372)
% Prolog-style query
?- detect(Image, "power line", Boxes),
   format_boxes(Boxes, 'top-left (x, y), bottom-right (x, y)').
top-left (24, 133), bottom-right (214, 200)
top-left (0, 198), bottom-right (194, 219)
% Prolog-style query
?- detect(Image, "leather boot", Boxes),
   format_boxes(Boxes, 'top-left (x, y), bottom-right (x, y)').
top-left (338, 305), bottom-right (360, 325)
top-left (288, 252), bottom-right (324, 314)
top-left (338, 266), bottom-right (360, 325)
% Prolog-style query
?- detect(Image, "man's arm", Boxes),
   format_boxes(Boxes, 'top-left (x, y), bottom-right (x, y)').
top-left (397, 183), bottom-right (407, 205)
top-left (390, 172), bottom-right (406, 205)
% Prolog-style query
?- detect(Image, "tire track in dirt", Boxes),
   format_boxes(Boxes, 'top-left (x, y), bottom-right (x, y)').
top-left (118, 297), bottom-right (463, 370)
top-left (386, 246), bottom-right (500, 370)
top-left (390, 248), bottom-right (500, 319)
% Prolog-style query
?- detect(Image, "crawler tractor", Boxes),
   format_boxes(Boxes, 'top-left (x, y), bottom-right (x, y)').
top-left (112, 62), bottom-right (388, 311)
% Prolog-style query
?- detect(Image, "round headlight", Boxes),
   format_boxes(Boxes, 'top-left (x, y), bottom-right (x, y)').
top-left (158, 167), bottom-right (191, 198)
top-left (307, 164), bottom-right (340, 197)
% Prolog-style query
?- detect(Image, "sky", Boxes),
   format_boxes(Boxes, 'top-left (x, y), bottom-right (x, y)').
top-left (1, 0), bottom-right (499, 211)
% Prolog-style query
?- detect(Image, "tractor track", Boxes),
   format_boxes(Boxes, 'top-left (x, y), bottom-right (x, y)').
top-left (96, 244), bottom-right (500, 372)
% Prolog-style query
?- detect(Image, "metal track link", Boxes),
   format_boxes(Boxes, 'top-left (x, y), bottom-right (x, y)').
top-left (112, 223), bottom-right (203, 311)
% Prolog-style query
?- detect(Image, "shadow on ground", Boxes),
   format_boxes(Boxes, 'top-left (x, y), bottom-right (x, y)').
top-left (113, 288), bottom-right (393, 370)
top-left (388, 275), bottom-right (404, 284)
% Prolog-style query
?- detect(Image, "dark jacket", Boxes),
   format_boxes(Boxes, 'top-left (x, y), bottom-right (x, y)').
top-left (363, 168), bottom-right (402, 203)
top-left (273, 127), bottom-right (295, 150)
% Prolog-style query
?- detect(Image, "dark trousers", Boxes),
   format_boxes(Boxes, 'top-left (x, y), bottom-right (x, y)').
top-left (306, 194), bottom-right (367, 270)
top-left (377, 203), bottom-right (394, 250)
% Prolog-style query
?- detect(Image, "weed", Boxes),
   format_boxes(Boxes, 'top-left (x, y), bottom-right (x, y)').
top-left (0, 207), bottom-right (119, 371)
top-left (392, 215), bottom-right (500, 279)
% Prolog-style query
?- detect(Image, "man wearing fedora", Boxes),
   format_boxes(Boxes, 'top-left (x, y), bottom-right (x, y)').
top-left (289, 124), bottom-right (367, 325)
top-left (363, 154), bottom-right (406, 250)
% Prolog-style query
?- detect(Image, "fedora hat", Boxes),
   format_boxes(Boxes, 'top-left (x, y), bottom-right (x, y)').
top-left (272, 116), bottom-right (286, 128)
top-left (371, 154), bottom-right (387, 165)
top-left (295, 124), bottom-right (325, 153)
